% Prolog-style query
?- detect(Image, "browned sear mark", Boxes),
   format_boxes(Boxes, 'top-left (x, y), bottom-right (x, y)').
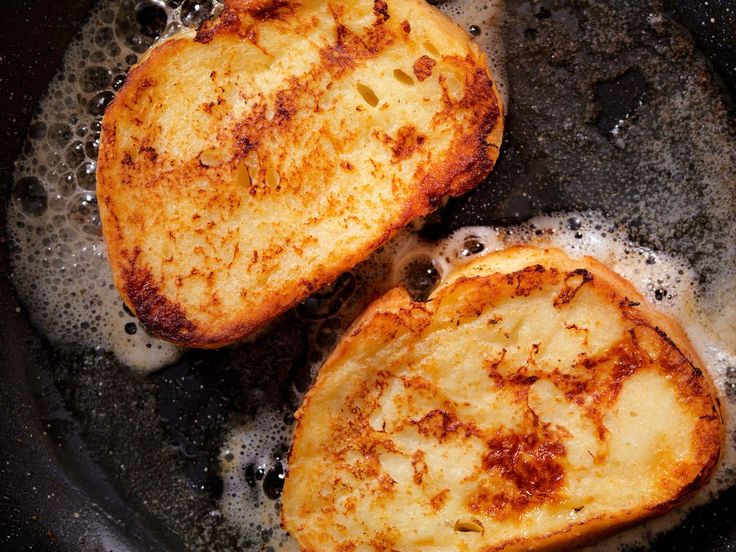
top-left (412, 409), bottom-right (481, 442)
top-left (391, 125), bottom-right (426, 161)
top-left (373, 0), bottom-right (390, 21)
top-left (413, 55), bottom-right (436, 81)
top-left (554, 269), bottom-right (593, 308)
top-left (468, 431), bottom-right (565, 519)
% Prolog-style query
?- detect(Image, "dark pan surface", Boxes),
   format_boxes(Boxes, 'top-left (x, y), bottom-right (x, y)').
top-left (1, 1), bottom-right (735, 550)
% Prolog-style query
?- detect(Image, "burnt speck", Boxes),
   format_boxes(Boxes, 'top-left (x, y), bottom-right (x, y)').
top-left (124, 322), bottom-right (138, 335)
top-left (262, 461), bottom-right (285, 499)
top-left (654, 288), bottom-right (667, 301)
top-left (594, 69), bottom-right (647, 137)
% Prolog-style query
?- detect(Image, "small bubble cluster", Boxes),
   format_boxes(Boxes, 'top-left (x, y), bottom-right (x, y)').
top-left (219, 409), bottom-right (299, 552)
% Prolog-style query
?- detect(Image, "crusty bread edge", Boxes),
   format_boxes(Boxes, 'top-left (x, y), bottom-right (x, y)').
top-left (97, 0), bottom-right (505, 348)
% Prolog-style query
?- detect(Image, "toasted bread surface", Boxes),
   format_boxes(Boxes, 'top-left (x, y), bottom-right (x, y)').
top-left (97, 0), bottom-right (503, 347)
top-left (282, 246), bottom-right (723, 551)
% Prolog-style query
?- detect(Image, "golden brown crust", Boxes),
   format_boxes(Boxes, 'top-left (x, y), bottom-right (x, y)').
top-left (282, 245), bottom-right (723, 551)
top-left (97, 0), bottom-right (504, 347)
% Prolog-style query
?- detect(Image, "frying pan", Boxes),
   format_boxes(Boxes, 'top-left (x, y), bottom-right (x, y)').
top-left (1, 1), bottom-right (735, 550)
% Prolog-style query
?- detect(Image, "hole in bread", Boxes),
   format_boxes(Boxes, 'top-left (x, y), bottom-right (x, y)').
top-left (454, 519), bottom-right (484, 533)
top-left (245, 150), bottom-right (260, 184)
top-left (356, 83), bottom-right (379, 107)
top-left (199, 148), bottom-right (224, 168)
top-left (423, 41), bottom-right (440, 56)
top-left (265, 166), bottom-right (280, 189)
top-left (234, 159), bottom-right (251, 187)
top-left (393, 68), bottom-right (414, 85)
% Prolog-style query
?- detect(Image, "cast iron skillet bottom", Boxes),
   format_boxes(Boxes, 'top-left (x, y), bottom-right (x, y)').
top-left (1, 0), bottom-right (735, 550)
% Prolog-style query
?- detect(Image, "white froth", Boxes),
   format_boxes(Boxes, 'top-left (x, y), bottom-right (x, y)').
top-left (219, 409), bottom-right (297, 551)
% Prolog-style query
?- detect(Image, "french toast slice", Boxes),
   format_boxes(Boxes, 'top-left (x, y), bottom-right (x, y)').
top-left (97, 0), bottom-right (503, 347)
top-left (282, 245), bottom-right (723, 551)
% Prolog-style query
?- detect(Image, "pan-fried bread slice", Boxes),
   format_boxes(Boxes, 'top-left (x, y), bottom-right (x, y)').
top-left (97, 0), bottom-right (503, 347)
top-left (282, 245), bottom-right (723, 551)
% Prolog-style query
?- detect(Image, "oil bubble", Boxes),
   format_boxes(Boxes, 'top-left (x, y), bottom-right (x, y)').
top-left (77, 161), bottom-right (97, 191)
top-left (398, 254), bottom-right (440, 301)
top-left (81, 66), bottom-right (113, 93)
top-left (12, 177), bottom-right (48, 217)
top-left (460, 235), bottom-right (485, 257)
top-left (181, 0), bottom-right (216, 28)
top-left (87, 91), bottom-right (114, 117)
top-left (136, 3), bottom-right (168, 40)
top-left (116, 0), bottom-right (166, 53)
top-left (47, 122), bottom-right (73, 149)
top-left (65, 141), bottom-right (86, 167)
top-left (67, 192), bottom-right (102, 237)
top-left (296, 272), bottom-right (356, 320)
